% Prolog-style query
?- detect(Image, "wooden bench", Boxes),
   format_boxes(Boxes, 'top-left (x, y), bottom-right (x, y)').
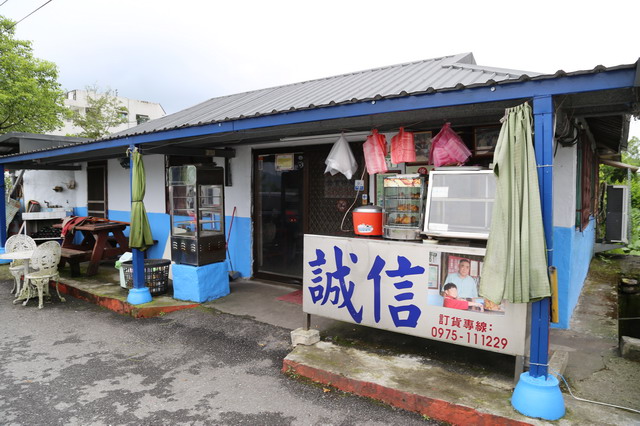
top-left (59, 248), bottom-right (92, 277)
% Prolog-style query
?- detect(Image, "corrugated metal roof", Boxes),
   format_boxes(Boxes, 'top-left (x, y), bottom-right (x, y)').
top-left (107, 52), bottom-right (540, 139)
top-left (1, 53), bottom-right (636, 161)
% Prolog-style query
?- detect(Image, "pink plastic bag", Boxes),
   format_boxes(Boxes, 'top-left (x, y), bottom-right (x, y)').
top-left (363, 129), bottom-right (388, 174)
top-left (429, 123), bottom-right (472, 167)
top-left (390, 127), bottom-right (416, 164)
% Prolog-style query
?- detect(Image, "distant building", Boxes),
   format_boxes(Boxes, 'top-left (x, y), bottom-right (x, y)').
top-left (51, 89), bottom-right (165, 136)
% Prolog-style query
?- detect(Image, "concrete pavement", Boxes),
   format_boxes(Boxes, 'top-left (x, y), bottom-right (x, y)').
top-left (0, 275), bottom-right (437, 425)
top-left (207, 257), bottom-right (640, 425)
top-left (2, 252), bottom-right (639, 424)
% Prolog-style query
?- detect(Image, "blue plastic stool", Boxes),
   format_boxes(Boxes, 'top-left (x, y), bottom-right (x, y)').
top-left (512, 372), bottom-right (565, 420)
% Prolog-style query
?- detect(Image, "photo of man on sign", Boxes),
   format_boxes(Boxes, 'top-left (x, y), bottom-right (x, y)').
top-left (431, 252), bottom-right (505, 315)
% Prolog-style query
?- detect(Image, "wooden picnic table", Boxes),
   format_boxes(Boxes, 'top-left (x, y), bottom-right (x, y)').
top-left (53, 220), bottom-right (130, 276)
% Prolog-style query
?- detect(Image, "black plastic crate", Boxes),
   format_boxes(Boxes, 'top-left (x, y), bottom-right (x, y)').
top-left (122, 259), bottom-right (171, 296)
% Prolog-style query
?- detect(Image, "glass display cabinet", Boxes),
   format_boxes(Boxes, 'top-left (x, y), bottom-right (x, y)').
top-left (382, 174), bottom-right (426, 240)
top-left (423, 169), bottom-right (496, 240)
top-left (167, 165), bottom-right (226, 265)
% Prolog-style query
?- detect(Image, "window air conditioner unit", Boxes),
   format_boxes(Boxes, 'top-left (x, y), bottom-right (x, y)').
top-left (605, 185), bottom-right (629, 244)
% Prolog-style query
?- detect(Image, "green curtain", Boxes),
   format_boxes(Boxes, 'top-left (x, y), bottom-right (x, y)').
top-left (129, 150), bottom-right (154, 251)
top-left (479, 103), bottom-right (551, 304)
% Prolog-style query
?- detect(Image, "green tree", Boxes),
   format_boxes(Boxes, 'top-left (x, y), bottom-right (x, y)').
top-left (69, 86), bottom-right (128, 139)
top-left (0, 16), bottom-right (67, 134)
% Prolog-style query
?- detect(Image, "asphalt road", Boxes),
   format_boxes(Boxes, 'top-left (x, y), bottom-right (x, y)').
top-left (0, 279), bottom-right (438, 425)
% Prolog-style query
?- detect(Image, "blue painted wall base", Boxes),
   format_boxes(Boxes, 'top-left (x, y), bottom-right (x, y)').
top-left (173, 262), bottom-right (230, 303)
top-left (552, 219), bottom-right (596, 329)
top-left (511, 372), bottom-right (565, 420)
top-left (0, 246), bottom-right (9, 264)
top-left (127, 287), bottom-right (152, 305)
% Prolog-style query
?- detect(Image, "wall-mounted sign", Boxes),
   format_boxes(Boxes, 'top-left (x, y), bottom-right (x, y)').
top-left (303, 235), bottom-right (527, 356)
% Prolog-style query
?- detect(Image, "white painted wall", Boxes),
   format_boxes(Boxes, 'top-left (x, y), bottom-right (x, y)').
top-left (74, 164), bottom-right (88, 207)
top-left (22, 169), bottom-right (81, 210)
top-left (21, 153), bottom-right (168, 214)
top-left (223, 145), bottom-right (252, 218)
top-left (107, 159), bottom-right (131, 211)
top-left (553, 142), bottom-right (577, 228)
top-left (141, 155), bottom-right (168, 213)
top-left (107, 154), bottom-right (166, 213)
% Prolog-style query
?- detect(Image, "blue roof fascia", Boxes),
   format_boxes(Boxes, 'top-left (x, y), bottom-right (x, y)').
top-left (1, 67), bottom-right (636, 165)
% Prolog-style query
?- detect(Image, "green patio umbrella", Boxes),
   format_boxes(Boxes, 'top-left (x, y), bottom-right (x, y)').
top-left (129, 150), bottom-right (154, 251)
top-left (479, 103), bottom-right (551, 304)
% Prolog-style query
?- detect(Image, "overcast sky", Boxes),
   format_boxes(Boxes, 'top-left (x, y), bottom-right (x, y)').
top-left (2, 0), bottom-right (639, 137)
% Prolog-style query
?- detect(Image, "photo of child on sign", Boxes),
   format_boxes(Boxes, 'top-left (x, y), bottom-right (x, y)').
top-left (434, 252), bottom-right (505, 315)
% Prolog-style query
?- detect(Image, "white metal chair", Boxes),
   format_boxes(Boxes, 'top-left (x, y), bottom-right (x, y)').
top-left (5, 234), bottom-right (37, 295)
top-left (22, 241), bottom-right (64, 309)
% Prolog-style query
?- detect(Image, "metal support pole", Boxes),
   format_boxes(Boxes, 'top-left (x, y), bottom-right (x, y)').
top-left (0, 164), bottom-right (6, 245)
top-left (304, 313), bottom-right (311, 331)
top-left (514, 355), bottom-right (525, 385)
top-left (511, 96), bottom-right (564, 421)
top-left (531, 95), bottom-right (554, 378)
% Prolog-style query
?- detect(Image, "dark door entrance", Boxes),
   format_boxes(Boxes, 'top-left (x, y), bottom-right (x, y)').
top-left (254, 151), bottom-right (305, 283)
top-left (253, 143), bottom-right (366, 284)
top-left (87, 161), bottom-right (108, 218)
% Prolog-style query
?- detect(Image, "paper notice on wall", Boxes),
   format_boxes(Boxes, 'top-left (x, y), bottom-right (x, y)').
top-left (430, 223), bottom-right (448, 231)
top-left (275, 154), bottom-right (294, 171)
top-left (431, 187), bottom-right (449, 198)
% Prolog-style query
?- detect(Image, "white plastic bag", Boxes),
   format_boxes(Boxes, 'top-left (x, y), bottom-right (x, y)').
top-left (115, 252), bottom-right (133, 288)
top-left (324, 134), bottom-right (358, 179)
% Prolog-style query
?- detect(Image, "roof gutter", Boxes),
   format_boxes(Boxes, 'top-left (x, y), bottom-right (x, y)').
top-left (600, 158), bottom-right (639, 173)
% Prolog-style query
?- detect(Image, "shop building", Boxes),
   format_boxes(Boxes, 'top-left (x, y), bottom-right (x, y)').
top-left (1, 52), bottom-right (638, 330)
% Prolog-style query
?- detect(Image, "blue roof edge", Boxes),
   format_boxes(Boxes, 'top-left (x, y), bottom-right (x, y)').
top-left (0, 65), bottom-right (637, 165)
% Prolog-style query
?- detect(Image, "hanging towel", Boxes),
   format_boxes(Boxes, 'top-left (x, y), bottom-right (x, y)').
top-left (390, 127), bottom-right (417, 164)
top-left (479, 103), bottom-right (551, 304)
top-left (363, 129), bottom-right (388, 174)
top-left (324, 134), bottom-right (358, 179)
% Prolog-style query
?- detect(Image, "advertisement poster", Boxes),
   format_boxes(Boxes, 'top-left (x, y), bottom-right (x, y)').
top-left (303, 235), bottom-right (527, 356)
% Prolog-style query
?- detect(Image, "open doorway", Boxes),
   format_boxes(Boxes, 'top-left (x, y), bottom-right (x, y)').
top-left (87, 161), bottom-right (108, 218)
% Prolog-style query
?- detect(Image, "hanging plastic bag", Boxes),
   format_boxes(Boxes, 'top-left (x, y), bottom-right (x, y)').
top-left (363, 129), bottom-right (388, 174)
top-left (324, 134), bottom-right (358, 179)
top-left (429, 123), bottom-right (472, 167)
top-left (390, 127), bottom-right (416, 164)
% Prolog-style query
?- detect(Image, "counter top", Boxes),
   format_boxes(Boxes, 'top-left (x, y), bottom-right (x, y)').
top-left (22, 211), bottom-right (71, 220)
